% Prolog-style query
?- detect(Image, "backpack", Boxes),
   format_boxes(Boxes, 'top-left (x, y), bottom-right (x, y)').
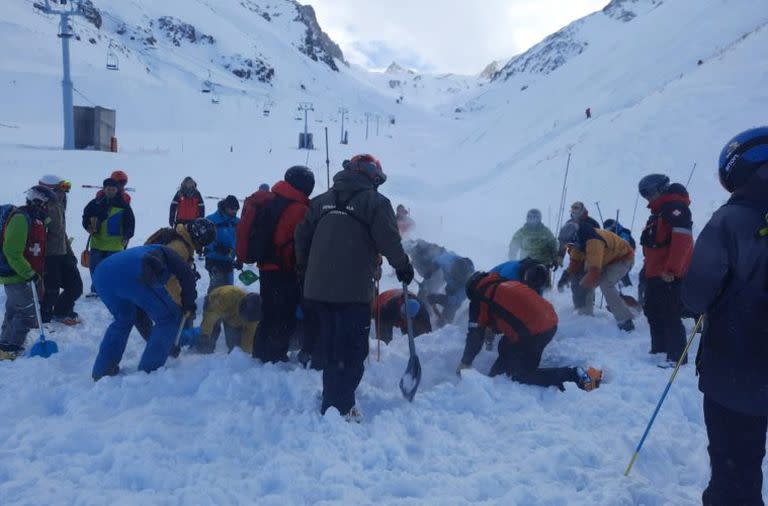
top-left (145, 227), bottom-right (195, 259)
top-left (236, 191), bottom-right (292, 265)
top-left (0, 205), bottom-right (29, 277)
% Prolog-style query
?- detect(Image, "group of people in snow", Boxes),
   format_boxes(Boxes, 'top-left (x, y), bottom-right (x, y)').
top-left (1, 127), bottom-right (768, 504)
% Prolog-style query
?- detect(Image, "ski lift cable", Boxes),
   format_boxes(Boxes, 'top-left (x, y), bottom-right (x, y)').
top-left (72, 86), bottom-right (96, 106)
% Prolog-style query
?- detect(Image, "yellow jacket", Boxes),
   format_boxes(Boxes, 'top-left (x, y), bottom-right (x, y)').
top-left (567, 229), bottom-right (634, 274)
top-left (201, 286), bottom-right (258, 353)
top-left (163, 225), bottom-right (197, 306)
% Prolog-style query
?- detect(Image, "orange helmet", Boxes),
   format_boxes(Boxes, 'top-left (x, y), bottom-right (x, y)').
top-left (111, 170), bottom-right (128, 186)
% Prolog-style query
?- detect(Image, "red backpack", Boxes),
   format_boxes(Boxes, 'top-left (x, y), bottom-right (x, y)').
top-left (236, 190), bottom-right (291, 265)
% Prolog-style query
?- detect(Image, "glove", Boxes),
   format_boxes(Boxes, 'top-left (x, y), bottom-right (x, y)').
top-left (456, 362), bottom-right (470, 377)
top-left (557, 271), bottom-right (570, 292)
top-left (180, 327), bottom-right (202, 347)
top-left (396, 263), bottom-right (415, 284)
top-left (182, 305), bottom-right (197, 320)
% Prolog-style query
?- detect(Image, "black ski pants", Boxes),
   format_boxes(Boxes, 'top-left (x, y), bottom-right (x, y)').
top-left (42, 253), bottom-right (83, 320)
top-left (253, 270), bottom-right (299, 363)
top-left (703, 396), bottom-right (767, 506)
top-left (489, 327), bottom-right (576, 389)
top-left (298, 300), bottom-right (325, 370)
top-left (643, 277), bottom-right (686, 361)
top-left (314, 301), bottom-right (370, 416)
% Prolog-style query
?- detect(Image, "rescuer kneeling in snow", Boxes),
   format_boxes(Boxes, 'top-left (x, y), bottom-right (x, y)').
top-left (458, 268), bottom-right (602, 392)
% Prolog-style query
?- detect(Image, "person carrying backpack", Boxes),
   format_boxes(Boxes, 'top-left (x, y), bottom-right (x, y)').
top-left (169, 176), bottom-right (205, 227)
top-left (422, 252), bottom-right (475, 328)
top-left (682, 127), bottom-right (768, 505)
top-left (558, 222), bottom-right (636, 331)
top-left (38, 175), bottom-right (83, 325)
top-left (458, 270), bottom-right (602, 391)
top-left (490, 257), bottom-right (550, 294)
top-left (95, 170), bottom-right (131, 204)
top-left (508, 209), bottom-right (559, 266)
top-left (295, 154), bottom-right (414, 421)
top-left (638, 173), bottom-right (694, 364)
top-left (82, 178), bottom-right (135, 295)
top-left (239, 167), bottom-right (314, 363)
top-left (0, 186), bottom-right (55, 360)
top-left (91, 245), bottom-right (197, 380)
top-left (204, 195), bottom-right (240, 292)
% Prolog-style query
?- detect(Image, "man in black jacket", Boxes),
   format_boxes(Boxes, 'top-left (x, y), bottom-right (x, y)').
top-left (682, 127), bottom-right (768, 506)
top-left (295, 154), bottom-right (414, 421)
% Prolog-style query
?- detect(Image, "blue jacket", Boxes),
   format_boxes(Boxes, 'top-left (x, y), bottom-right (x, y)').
top-left (682, 176), bottom-right (768, 415)
top-left (611, 222), bottom-right (636, 250)
top-left (491, 260), bottom-right (523, 282)
top-left (204, 210), bottom-right (239, 264)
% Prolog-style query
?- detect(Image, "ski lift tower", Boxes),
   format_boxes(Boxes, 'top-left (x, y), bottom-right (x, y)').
top-left (298, 102), bottom-right (314, 149)
top-left (338, 107), bottom-right (348, 144)
top-left (33, 0), bottom-right (87, 150)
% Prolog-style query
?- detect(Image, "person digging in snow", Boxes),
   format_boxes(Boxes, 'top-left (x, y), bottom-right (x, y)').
top-left (372, 288), bottom-right (431, 343)
top-left (91, 245), bottom-right (197, 380)
top-left (458, 269), bottom-right (602, 392)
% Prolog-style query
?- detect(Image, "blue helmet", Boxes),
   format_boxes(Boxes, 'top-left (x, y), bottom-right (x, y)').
top-left (719, 127), bottom-right (768, 192)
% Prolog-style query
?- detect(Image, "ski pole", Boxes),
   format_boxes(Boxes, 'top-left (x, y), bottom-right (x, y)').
top-left (630, 193), bottom-right (640, 234)
top-left (375, 279), bottom-right (381, 362)
top-left (624, 314), bottom-right (705, 476)
top-left (555, 152), bottom-right (571, 232)
top-left (81, 184), bottom-right (136, 192)
top-left (324, 126), bottom-right (330, 190)
top-left (685, 162), bottom-right (697, 188)
top-left (594, 201), bottom-right (604, 224)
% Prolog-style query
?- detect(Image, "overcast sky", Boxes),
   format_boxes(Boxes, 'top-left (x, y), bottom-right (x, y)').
top-left (309, 0), bottom-right (609, 75)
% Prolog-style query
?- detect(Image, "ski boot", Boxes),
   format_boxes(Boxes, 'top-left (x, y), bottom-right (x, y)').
top-left (0, 343), bottom-right (24, 361)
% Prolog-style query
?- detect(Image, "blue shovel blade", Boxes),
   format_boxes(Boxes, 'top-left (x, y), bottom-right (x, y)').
top-left (29, 338), bottom-right (58, 358)
top-left (399, 354), bottom-right (422, 402)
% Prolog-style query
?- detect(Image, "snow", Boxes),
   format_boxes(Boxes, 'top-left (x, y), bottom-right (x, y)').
top-left (0, 0), bottom-right (767, 503)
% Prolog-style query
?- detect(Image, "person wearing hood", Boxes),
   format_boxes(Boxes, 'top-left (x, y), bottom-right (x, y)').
top-left (204, 195), bottom-right (240, 292)
top-left (169, 176), bottom-right (205, 227)
top-left (681, 127), bottom-right (768, 505)
top-left (508, 208), bottom-right (559, 267)
top-left (638, 173), bottom-right (694, 365)
top-left (295, 154), bottom-right (414, 421)
top-left (251, 166), bottom-right (315, 364)
top-left (82, 178), bottom-right (135, 295)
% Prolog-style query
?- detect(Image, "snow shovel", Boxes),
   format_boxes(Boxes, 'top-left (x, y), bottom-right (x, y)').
top-left (29, 281), bottom-right (58, 358)
top-left (399, 282), bottom-right (422, 402)
top-left (169, 313), bottom-right (190, 358)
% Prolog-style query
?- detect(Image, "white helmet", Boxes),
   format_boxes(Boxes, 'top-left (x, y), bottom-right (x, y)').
top-left (25, 185), bottom-right (56, 206)
top-left (39, 174), bottom-right (63, 188)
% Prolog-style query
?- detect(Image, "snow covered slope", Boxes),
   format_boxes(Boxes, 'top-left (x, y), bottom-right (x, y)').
top-left (1, 0), bottom-right (767, 503)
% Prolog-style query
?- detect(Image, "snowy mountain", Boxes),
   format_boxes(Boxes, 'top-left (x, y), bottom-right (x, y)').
top-left (1, 0), bottom-right (768, 503)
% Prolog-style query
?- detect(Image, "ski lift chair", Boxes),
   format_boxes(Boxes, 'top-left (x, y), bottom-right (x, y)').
top-left (106, 50), bottom-right (119, 71)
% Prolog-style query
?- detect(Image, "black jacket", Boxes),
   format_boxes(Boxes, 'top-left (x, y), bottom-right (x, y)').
top-left (682, 172), bottom-right (768, 415)
top-left (295, 170), bottom-right (410, 304)
top-left (82, 195), bottom-right (135, 239)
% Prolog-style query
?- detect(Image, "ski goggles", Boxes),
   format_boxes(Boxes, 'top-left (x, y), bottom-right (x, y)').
top-left (59, 180), bottom-right (72, 193)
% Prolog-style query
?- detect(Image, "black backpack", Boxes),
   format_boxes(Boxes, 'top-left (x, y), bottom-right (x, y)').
top-left (236, 191), bottom-right (292, 266)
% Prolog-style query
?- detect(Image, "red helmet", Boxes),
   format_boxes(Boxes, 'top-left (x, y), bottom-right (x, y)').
top-left (343, 154), bottom-right (386, 186)
top-left (111, 170), bottom-right (128, 186)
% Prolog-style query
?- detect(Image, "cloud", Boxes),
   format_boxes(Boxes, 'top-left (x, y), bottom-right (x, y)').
top-left (308, 0), bottom-right (608, 74)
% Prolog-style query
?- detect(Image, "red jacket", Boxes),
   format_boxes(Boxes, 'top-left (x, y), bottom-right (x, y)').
top-left (260, 181), bottom-right (309, 272)
top-left (641, 186), bottom-right (693, 279)
top-left (473, 273), bottom-right (557, 342)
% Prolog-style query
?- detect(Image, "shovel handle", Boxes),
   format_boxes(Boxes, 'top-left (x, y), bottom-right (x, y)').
top-left (402, 282), bottom-right (416, 356)
top-left (30, 280), bottom-right (45, 342)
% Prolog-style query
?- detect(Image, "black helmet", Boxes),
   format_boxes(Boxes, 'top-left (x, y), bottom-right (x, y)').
top-left (638, 174), bottom-right (670, 200)
top-left (238, 293), bottom-right (262, 322)
top-left (718, 127), bottom-right (768, 192)
top-left (465, 271), bottom-right (487, 300)
top-left (187, 218), bottom-right (216, 248)
top-left (25, 185), bottom-right (55, 207)
top-left (285, 166), bottom-right (315, 197)
top-left (522, 263), bottom-right (549, 293)
top-left (602, 219), bottom-right (617, 231)
top-left (218, 195), bottom-right (240, 212)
